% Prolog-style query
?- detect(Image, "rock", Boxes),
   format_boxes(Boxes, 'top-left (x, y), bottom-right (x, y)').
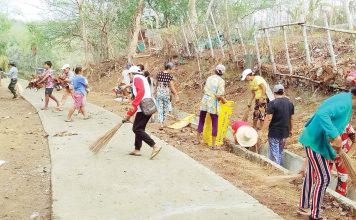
top-left (30, 212), bottom-right (40, 219)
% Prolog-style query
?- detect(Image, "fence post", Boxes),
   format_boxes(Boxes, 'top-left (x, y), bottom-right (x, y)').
top-left (264, 28), bottom-right (277, 74)
top-left (302, 25), bottom-right (312, 67)
top-left (282, 26), bottom-right (293, 75)
top-left (254, 34), bottom-right (262, 75)
top-left (323, 13), bottom-right (337, 72)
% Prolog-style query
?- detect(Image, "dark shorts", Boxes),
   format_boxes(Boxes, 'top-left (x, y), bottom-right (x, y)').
top-left (45, 88), bottom-right (54, 95)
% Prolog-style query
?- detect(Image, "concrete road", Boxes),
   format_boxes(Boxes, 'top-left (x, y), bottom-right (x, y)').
top-left (18, 81), bottom-right (282, 220)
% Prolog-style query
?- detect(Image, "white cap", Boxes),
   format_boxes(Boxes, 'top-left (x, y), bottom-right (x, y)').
top-left (273, 84), bottom-right (285, 93)
top-left (241, 69), bottom-right (253, 81)
top-left (215, 64), bottom-right (226, 75)
top-left (235, 125), bottom-right (258, 147)
top-left (128, 66), bottom-right (142, 74)
top-left (61, 64), bottom-right (70, 70)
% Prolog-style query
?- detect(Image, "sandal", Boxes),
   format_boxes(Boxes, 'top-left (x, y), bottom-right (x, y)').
top-left (65, 119), bottom-right (73, 122)
top-left (83, 116), bottom-right (91, 120)
top-left (193, 141), bottom-right (201, 145)
top-left (297, 208), bottom-right (311, 216)
top-left (150, 146), bottom-right (162, 160)
top-left (129, 151), bottom-right (141, 156)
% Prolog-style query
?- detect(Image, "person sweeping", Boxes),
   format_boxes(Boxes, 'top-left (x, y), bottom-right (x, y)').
top-left (195, 64), bottom-right (226, 150)
top-left (298, 89), bottom-right (356, 220)
top-left (125, 66), bottom-right (162, 159)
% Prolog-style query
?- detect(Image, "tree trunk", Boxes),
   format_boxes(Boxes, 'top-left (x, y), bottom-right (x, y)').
top-left (77, 0), bottom-right (90, 66)
top-left (205, 0), bottom-right (215, 21)
top-left (127, 0), bottom-right (144, 63)
top-left (344, 0), bottom-right (353, 30)
top-left (189, 0), bottom-right (198, 30)
top-left (224, 0), bottom-right (237, 62)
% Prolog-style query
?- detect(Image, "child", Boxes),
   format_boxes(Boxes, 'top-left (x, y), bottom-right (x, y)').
top-left (65, 67), bottom-right (89, 121)
top-left (37, 61), bottom-right (60, 110)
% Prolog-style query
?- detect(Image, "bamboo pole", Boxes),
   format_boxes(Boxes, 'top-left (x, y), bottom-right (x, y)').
top-left (204, 21), bottom-right (214, 58)
top-left (210, 11), bottom-right (225, 59)
top-left (282, 26), bottom-right (293, 75)
top-left (258, 22), bottom-right (305, 30)
top-left (302, 24), bottom-right (356, 34)
top-left (181, 19), bottom-right (191, 57)
top-left (302, 25), bottom-right (312, 66)
top-left (264, 29), bottom-right (277, 74)
top-left (254, 34), bottom-right (262, 75)
top-left (323, 13), bottom-right (337, 72)
top-left (235, 22), bottom-right (247, 55)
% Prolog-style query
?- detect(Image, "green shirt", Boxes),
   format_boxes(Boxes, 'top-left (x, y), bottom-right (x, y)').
top-left (299, 92), bottom-right (353, 160)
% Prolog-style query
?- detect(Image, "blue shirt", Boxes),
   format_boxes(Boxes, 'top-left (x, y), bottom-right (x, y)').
top-left (72, 75), bottom-right (87, 95)
top-left (299, 92), bottom-right (353, 160)
top-left (7, 67), bottom-right (18, 79)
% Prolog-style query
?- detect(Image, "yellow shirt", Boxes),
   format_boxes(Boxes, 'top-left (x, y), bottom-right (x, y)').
top-left (249, 76), bottom-right (267, 99)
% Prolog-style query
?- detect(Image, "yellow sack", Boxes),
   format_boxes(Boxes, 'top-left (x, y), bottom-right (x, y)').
top-left (203, 101), bottom-right (234, 146)
top-left (168, 114), bottom-right (195, 129)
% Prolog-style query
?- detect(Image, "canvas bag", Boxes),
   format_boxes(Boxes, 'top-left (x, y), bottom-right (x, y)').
top-left (139, 98), bottom-right (157, 116)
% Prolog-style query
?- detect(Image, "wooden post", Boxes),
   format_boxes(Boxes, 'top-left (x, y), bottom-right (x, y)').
top-left (302, 25), bottom-right (312, 67)
top-left (210, 11), bottom-right (225, 59)
top-left (264, 29), bottom-right (277, 74)
top-left (323, 13), bottom-right (337, 72)
top-left (204, 21), bottom-right (214, 58)
top-left (282, 26), bottom-right (293, 75)
top-left (181, 19), bottom-right (191, 57)
top-left (235, 22), bottom-right (247, 55)
top-left (254, 34), bottom-right (262, 75)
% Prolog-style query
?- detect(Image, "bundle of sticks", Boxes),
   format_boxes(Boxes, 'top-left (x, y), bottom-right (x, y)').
top-left (26, 75), bottom-right (44, 90)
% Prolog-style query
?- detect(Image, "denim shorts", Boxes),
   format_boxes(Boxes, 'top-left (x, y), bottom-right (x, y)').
top-left (45, 88), bottom-right (54, 95)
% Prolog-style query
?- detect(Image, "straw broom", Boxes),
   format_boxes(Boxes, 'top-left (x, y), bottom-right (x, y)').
top-left (264, 174), bottom-right (302, 187)
top-left (339, 150), bottom-right (356, 185)
top-left (89, 121), bottom-right (126, 154)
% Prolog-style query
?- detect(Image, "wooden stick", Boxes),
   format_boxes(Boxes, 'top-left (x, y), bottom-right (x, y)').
top-left (225, 0), bottom-right (237, 62)
top-left (204, 21), bottom-right (214, 58)
top-left (236, 22), bottom-right (247, 56)
top-left (323, 13), bottom-right (337, 72)
top-left (264, 29), bottom-right (277, 74)
top-left (259, 21), bottom-right (305, 30)
top-left (302, 25), bottom-right (312, 67)
top-left (254, 34), bottom-right (262, 75)
top-left (302, 24), bottom-right (356, 35)
top-left (282, 26), bottom-right (293, 75)
top-left (210, 11), bottom-right (225, 59)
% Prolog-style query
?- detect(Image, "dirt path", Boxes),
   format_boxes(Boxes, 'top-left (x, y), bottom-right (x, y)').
top-left (0, 87), bottom-right (51, 219)
top-left (88, 92), bottom-right (353, 220)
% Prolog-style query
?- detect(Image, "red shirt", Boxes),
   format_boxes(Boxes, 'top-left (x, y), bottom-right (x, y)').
top-left (232, 121), bottom-right (249, 134)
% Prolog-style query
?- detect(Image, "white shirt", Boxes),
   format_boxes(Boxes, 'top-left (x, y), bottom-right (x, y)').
top-left (122, 69), bottom-right (131, 85)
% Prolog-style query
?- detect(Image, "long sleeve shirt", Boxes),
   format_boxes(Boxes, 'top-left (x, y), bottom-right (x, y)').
top-left (6, 67), bottom-right (18, 79)
top-left (127, 76), bottom-right (145, 117)
top-left (299, 92), bottom-right (353, 160)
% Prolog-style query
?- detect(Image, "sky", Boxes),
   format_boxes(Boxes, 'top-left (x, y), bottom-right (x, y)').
top-left (2, 0), bottom-right (45, 22)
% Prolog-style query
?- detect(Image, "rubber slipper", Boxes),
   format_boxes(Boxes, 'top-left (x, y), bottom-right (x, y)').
top-left (129, 152), bottom-right (141, 156)
top-left (150, 146), bottom-right (162, 160)
top-left (210, 146), bottom-right (225, 150)
top-left (65, 119), bottom-right (73, 122)
top-left (297, 208), bottom-right (311, 216)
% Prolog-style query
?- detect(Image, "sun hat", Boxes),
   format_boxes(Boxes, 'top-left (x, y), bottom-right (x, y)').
top-left (235, 125), bottom-right (258, 147)
top-left (241, 69), bottom-right (253, 81)
top-left (129, 66), bottom-right (142, 74)
top-left (273, 84), bottom-right (285, 93)
top-left (61, 64), bottom-right (70, 70)
top-left (215, 64), bottom-right (226, 75)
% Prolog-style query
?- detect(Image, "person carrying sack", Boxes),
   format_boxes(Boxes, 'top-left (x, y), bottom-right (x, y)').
top-left (124, 66), bottom-right (162, 159)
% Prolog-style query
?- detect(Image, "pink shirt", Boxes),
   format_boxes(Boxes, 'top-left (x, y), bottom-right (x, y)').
top-left (232, 121), bottom-right (249, 134)
top-left (43, 69), bottom-right (54, 88)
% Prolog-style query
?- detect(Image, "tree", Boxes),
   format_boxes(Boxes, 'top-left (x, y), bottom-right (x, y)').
top-left (127, 0), bottom-right (145, 63)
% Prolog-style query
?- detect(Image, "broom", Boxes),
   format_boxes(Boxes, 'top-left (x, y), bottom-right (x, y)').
top-left (89, 120), bottom-right (127, 154)
top-left (339, 150), bottom-right (356, 185)
top-left (264, 174), bottom-right (302, 187)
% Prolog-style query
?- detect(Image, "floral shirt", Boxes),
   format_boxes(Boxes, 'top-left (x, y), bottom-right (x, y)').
top-left (200, 74), bottom-right (225, 115)
top-left (43, 68), bottom-right (54, 88)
